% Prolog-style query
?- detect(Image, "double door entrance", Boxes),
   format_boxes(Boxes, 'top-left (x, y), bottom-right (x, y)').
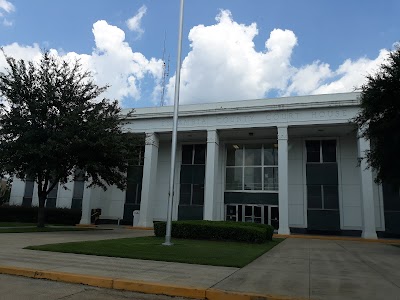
top-left (225, 204), bottom-right (279, 229)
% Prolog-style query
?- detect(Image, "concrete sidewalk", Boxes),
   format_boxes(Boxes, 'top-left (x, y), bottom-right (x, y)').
top-left (0, 228), bottom-right (399, 299)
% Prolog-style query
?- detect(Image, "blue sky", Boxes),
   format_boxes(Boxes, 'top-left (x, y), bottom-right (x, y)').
top-left (0, 0), bottom-right (399, 108)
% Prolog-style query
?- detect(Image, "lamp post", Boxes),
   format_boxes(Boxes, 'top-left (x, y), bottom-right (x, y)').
top-left (163, 0), bottom-right (185, 246)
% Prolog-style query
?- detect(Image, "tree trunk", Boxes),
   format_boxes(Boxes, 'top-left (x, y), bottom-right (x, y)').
top-left (37, 195), bottom-right (46, 228)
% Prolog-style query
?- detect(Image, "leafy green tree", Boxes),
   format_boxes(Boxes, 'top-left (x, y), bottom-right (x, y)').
top-left (0, 51), bottom-right (140, 227)
top-left (354, 46), bottom-right (400, 185)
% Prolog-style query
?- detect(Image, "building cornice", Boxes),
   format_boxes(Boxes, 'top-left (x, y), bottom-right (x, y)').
top-left (121, 92), bottom-right (360, 120)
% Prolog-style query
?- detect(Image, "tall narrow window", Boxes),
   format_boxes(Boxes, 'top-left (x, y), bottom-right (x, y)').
top-left (306, 140), bottom-right (339, 211)
top-left (46, 182), bottom-right (58, 208)
top-left (125, 146), bottom-right (145, 205)
top-left (71, 169), bottom-right (85, 210)
top-left (22, 179), bottom-right (34, 207)
top-left (179, 144), bottom-right (205, 206)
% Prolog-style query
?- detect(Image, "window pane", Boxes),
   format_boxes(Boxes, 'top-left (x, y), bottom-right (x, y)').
top-left (48, 183), bottom-right (58, 198)
top-left (271, 207), bottom-right (279, 229)
top-left (324, 185), bottom-right (339, 209)
top-left (192, 165), bottom-right (205, 184)
top-left (24, 180), bottom-right (34, 198)
top-left (238, 205), bottom-right (243, 222)
top-left (74, 169), bottom-right (85, 181)
top-left (263, 206), bottom-right (269, 225)
top-left (244, 144), bottom-right (262, 166)
top-left (194, 144), bottom-right (206, 165)
top-left (226, 144), bottom-right (243, 166)
top-left (180, 165), bottom-right (193, 184)
top-left (72, 180), bottom-right (84, 199)
top-left (244, 167), bottom-right (262, 190)
top-left (226, 205), bottom-right (237, 221)
top-left (46, 198), bottom-right (56, 208)
top-left (182, 145), bottom-right (193, 164)
top-left (192, 184), bottom-right (204, 205)
top-left (244, 205), bottom-right (253, 222)
top-left (179, 184), bottom-right (191, 205)
top-left (307, 185), bottom-right (322, 209)
top-left (71, 198), bottom-right (82, 210)
top-left (22, 197), bottom-right (32, 207)
top-left (125, 183), bottom-right (138, 204)
top-left (322, 140), bottom-right (337, 163)
top-left (264, 167), bottom-right (278, 191)
top-left (264, 143), bottom-right (278, 165)
top-left (306, 140), bottom-right (320, 163)
top-left (127, 166), bottom-right (143, 183)
top-left (254, 206), bottom-right (262, 218)
top-left (136, 184), bottom-right (142, 204)
top-left (140, 146), bottom-right (145, 166)
top-left (130, 146), bottom-right (145, 166)
top-left (226, 167), bottom-right (243, 190)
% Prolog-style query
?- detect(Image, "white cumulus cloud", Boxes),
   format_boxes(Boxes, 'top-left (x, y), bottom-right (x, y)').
top-left (167, 10), bottom-right (298, 104)
top-left (0, 0), bottom-right (14, 27)
top-left (166, 9), bottom-right (389, 104)
top-left (126, 5), bottom-right (147, 37)
top-left (0, 20), bottom-right (163, 106)
top-left (0, 0), bottom-right (14, 13)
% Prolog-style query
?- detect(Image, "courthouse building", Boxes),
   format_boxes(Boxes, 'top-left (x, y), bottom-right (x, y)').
top-left (9, 92), bottom-right (400, 238)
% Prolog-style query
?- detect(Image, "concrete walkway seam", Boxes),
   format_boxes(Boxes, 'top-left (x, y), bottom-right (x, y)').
top-left (274, 234), bottom-right (400, 244)
top-left (0, 265), bottom-right (307, 300)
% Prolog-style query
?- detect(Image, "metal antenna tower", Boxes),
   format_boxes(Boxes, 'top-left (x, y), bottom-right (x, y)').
top-left (160, 32), bottom-right (170, 106)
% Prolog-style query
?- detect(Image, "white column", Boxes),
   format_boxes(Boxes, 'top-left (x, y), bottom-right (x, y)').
top-left (204, 130), bottom-right (219, 220)
top-left (137, 132), bottom-right (159, 227)
top-left (277, 126), bottom-right (290, 235)
top-left (358, 136), bottom-right (378, 239)
top-left (79, 186), bottom-right (92, 225)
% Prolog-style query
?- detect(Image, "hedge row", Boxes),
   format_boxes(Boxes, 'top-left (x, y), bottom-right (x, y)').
top-left (154, 220), bottom-right (274, 244)
top-left (0, 205), bottom-right (82, 225)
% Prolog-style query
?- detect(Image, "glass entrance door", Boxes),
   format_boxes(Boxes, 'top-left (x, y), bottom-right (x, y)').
top-left (226, 204), bottom-right (278, 229)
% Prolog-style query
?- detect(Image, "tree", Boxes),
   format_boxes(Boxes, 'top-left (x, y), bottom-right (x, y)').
top-left (354, 46), bottom-right (400, 186)
top-left (0, 50), bottom-right (140, 227)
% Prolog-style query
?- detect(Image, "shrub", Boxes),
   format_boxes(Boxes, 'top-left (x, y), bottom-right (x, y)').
top-left (0, 205), bottom-right (82, 225)
top-left (154, 220), bottom-right (274, 243)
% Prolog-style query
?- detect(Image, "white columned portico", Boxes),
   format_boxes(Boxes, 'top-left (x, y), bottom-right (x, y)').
top-left (277, 126), bottom-right (290, 235)
top-left (137, 132), bottom-right (159, 227)
top-left (204, 129), bottom-right (219, 220)
top-left (79, 186), bottom-right (92, 225)
top-left (358, 135), bottom-right (378, 239)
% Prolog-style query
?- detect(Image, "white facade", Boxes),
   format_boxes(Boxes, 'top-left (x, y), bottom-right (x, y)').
top-left (10, 92), bottom-right (398, 237)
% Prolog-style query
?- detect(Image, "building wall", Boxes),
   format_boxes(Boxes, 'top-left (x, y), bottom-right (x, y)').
top-left (57, 181), bottom-right (74, 208)
top-left (288, 138), bottom-right (306, 228)
top-left (9, 177), bottom-right (25, 205)
top-left (153, 141), bottom-right (172, 221)
top-left (339, 134), bottom-right (363, 230)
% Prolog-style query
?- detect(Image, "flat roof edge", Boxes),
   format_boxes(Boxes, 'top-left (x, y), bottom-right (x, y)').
top-left (121, 92), bottom-right (360, 120)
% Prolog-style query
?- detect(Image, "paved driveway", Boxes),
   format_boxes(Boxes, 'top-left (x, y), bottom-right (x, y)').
top-left (1, 228), bottom-right (400, 299)
top-left (214, 238), bottom-right (400, 299)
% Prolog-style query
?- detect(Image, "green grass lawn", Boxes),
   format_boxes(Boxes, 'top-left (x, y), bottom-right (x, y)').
top-left (26, 236), bottom-right (284, 267)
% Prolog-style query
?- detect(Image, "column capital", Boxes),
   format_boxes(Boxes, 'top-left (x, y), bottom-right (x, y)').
top-left (145, 132), bottom-right (159, 147)
top-left (207, 129), bottom-right (219, 145)
top-left (277, 126), bottom-right (288, 140)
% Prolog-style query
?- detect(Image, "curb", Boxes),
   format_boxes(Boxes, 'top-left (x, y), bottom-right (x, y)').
top-left (0, 265), bottom-right (305, 300)
top-left (75, 224), bottom-right (98, 228)
top-left (123, 226), bottom-right (154, 230)
top-left (274, 234), bottom-right (400, 244)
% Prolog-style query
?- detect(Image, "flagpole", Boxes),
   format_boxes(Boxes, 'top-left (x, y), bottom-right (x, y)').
top-left (163, 0), bottom-right (185, 246)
